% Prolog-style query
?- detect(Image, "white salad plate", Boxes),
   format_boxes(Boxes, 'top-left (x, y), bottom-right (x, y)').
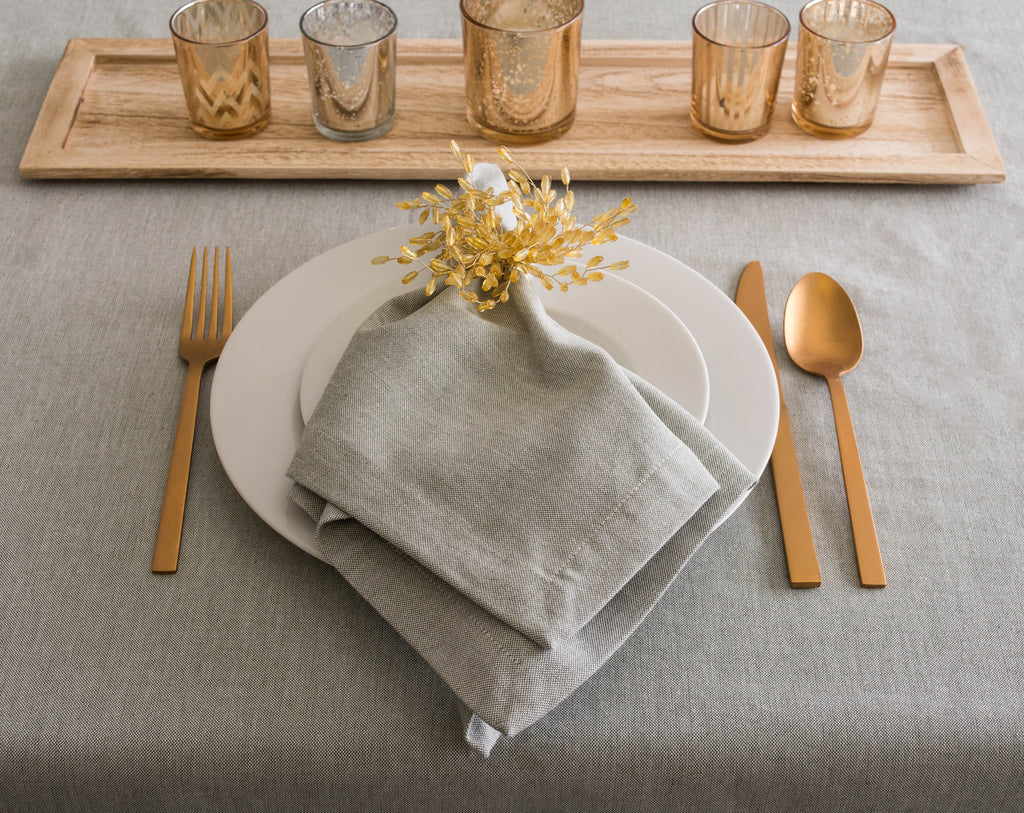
top-left (297, 272), bottom-right (710, 425)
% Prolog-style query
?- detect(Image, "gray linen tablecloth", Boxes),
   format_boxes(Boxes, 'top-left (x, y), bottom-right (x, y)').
top-left (1, 0), bottom-right (1022, 810)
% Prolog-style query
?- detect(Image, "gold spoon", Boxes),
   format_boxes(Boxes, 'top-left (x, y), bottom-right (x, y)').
top-left (784, 273), bottom-right (886, 587)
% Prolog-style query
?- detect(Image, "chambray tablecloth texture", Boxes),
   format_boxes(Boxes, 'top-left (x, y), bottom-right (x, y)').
top-left (1, 0), bottom-right (1022, 810)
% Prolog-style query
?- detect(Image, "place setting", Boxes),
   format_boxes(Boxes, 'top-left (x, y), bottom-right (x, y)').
top-left (7, 0), bottom-right (1024, 805)
top-left (205, 159), bottom-right (779, 557)
top-left (197, 146), bottom-right (780, 752)
top-left (125, 0), bottom-right (938, 755)
top-left (8, 0), bottom-right (979, 761)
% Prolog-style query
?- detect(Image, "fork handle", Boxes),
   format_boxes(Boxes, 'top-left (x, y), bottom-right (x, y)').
top-left (153, 361), bottom-right (205, 573)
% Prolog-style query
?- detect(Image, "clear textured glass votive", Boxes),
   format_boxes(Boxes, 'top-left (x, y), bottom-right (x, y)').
top-left (460, 0), bottom-right (584, 145)
top-left (791, 0), bottom-right (896, 138)
top-left (300, 0), bottom-right (398, 141)
top-left (690, 0), bottom-right (790, 143)
top-left (170, 0), bottom-right (271, 139)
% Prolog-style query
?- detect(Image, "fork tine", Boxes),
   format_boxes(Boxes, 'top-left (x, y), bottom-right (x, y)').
top-left (181, 247), bottom-right (197, 343)
top-left (223, 247), bottom-right (233, 340)
top-left (196, 247), bottom-right (209, 340)
top-left (210, 247), bottom-right (220, 340)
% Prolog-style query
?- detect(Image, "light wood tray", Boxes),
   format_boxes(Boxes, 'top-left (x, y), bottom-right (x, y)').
top-left (20, 38), bottom-right (1004, 183)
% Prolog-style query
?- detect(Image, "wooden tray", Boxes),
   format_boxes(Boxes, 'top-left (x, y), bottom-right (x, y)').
top-left (20, 38), bottom-right (1004, 183)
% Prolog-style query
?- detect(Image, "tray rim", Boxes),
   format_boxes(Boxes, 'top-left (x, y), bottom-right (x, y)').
top-left (19, 37), bottom-right (1006, 184)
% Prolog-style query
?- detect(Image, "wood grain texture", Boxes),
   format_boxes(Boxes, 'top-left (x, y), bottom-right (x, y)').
top-left (19, 38), bottom-right (1005, 183)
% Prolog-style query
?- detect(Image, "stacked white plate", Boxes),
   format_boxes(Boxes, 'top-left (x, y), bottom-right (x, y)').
top-left (210, 226), bottom-right (778, 560)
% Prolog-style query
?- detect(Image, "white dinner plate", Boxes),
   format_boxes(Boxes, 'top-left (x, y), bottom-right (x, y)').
top-left (210, 226), bottom-right (779, 560)
top-left (298, 272), bottom-right (710, 425)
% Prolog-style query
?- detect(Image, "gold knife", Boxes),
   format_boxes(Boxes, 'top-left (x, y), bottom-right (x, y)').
top-left (736, 261), bottom-right (821, 588)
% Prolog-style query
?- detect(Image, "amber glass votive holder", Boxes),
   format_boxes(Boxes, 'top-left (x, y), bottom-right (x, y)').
top-left (791, 0), bottom-right (896, 139)
top-left (460, 0), bottom-right (584, 145)
top-left (690, 0), bottom-right (790, 143)
top-left (300, 0), bottom-right (398, 141)
top-left (170, 0), bottom-right (271, 139)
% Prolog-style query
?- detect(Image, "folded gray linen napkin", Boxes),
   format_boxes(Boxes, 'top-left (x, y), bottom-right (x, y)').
top-left (287, 167), bottom-right (756, 754)
top-left (290, 280), bottom-right (722, 648)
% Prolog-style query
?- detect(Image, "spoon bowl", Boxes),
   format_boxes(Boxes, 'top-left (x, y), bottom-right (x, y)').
top-left (784, 273), bottom-right (864, 378)
top-left (784, 272), bottom-right (885, 587)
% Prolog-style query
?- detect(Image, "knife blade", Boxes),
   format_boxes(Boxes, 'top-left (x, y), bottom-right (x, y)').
top-left (736, 261), bottom-right (821, 588)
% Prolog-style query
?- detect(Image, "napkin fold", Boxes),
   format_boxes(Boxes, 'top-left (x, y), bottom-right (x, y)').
top-left (287, 166), bottom-right (756, 753)
top-left (289, 281), bottom-right (721, 649)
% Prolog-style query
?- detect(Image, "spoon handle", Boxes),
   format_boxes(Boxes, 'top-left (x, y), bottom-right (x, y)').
top-left (827, 375), bottom-right (886, 587)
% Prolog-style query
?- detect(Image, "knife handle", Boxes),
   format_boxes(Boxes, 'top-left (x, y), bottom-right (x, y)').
top-left (770, 406), bottom-right (822, 588)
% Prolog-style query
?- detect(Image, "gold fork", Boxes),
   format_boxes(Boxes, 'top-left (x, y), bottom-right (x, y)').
top-left (152, 247), bottom-right (233, 573)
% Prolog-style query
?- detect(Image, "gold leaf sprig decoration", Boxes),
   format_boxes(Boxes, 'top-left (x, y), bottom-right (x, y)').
top-left (371, 141), bottom-right (637, 311)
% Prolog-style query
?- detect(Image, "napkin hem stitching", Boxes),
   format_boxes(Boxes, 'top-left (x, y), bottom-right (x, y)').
top-left (542, 440), bottom-right (688, 586)
top-left (391, 538), bottom-right (529, 668)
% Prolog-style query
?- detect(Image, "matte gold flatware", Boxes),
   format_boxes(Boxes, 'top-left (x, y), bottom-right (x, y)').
top-left (736, 261), bottom-right (821, 588)
top-left (784, 272), bottom-right (885, 588)
top-left (153, 247), bottom-right (233, 574)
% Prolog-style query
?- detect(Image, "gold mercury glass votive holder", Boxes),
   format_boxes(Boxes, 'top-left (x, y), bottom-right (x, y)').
top-left (690, 0), bottom-right (790, 143)
top-left (791, 0), bottom-right (896, 138)
top-left (300, 0), bottom-right (398, 142)
top-left (170, 0), bottom-right (271, 139)
top-left (460, 0), bottom-right (584, 145)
